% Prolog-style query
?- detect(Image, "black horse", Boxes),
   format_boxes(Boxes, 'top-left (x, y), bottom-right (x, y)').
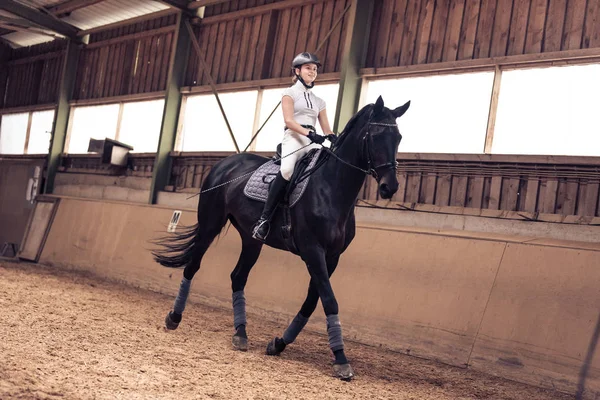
top-left (153, 96), bottom-right (410, 380)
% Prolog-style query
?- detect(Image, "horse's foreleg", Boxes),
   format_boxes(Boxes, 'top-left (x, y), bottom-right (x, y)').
top-left (230, 239), bottom-right (262, 351)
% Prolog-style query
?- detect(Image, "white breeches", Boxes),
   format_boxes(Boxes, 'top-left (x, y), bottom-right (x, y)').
top-left (279, 129), bottom-right (320, 181)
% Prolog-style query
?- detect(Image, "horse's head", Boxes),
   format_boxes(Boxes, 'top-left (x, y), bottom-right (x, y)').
top-left (365, 96), bottom-right (410, 199)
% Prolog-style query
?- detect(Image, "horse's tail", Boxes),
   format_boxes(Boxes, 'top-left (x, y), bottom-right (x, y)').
top-left (151, 224), bottom-right (201, 268)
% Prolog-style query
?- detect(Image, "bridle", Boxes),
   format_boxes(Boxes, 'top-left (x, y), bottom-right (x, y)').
top-left (325, 114), bottom-right (400, 181)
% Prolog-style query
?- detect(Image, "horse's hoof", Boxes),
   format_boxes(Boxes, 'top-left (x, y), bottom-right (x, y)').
top-left (164, 312), bottom-right (180, 330)
top-left (266, 337), bottom-right (281, 356)
top-left (333, 363), bottom-right (354, 381)
top-left (232, 335), bottom-right (248, 351)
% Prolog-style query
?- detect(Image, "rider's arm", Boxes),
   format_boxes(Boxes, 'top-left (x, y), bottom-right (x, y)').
top-left (282, 95), bottom-right (312, 136)
top-left (318, 109), bottom-right (334, 136)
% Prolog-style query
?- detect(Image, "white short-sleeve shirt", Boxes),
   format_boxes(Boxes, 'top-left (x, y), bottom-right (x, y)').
top-left (281, 80), bottom-right (326, 128)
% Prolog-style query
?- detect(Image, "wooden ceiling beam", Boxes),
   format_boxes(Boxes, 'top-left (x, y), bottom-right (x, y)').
top-left (0, 0), bottom-right (80, 40)
top-left (46, 0), bottom-right (105, 16)
top-left (188, 0), bottom-right (230, 9)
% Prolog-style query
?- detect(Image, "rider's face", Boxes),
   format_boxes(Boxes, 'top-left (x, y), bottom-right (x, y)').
top-left (296, 63), bottom-right (318, 84)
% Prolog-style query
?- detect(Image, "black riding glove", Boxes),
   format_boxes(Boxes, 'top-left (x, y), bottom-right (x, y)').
top-left (325, 134), bottom-right (337, 144)
top-left (307, 131), bottom-right (325, 144)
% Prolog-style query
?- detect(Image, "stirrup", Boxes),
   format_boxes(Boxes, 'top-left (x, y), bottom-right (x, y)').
top-left (252, 218), bottom-right (270, 241)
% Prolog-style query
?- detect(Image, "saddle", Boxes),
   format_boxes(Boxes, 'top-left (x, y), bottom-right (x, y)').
top-left (244, 146), bottom-right (322, 208)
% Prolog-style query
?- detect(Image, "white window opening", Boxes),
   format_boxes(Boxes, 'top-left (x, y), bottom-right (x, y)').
top-left (67, 104), bottom-right (119, 153)
top-left (254, 83), bottom-right (339, 152)
top-left (492, 64), bottom-right (600, 156)
top-left (27, 110), bottom-right (55, 154)
top-left (119, 99), bottom-right (165, 153)
top-left (180, 90), bottom-right (258, 152)
top-left (0, 113), bottom-right (29, 154)
top-left (364, 72), bottom-right (495, 154)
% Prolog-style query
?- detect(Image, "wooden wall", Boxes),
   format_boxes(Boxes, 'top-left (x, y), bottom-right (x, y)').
top-left (185, 0), bottom-right (350, 86)
top-left (72, 13), bottom-right (178, 101)
top-left (0, 40), bottom-right (66, 109)
top-left (203, 0), bottom-right (285, 17)
top-left (164, 153), bottom-right (600, 220)
top-left (366, 0), bottom-right (600, 69)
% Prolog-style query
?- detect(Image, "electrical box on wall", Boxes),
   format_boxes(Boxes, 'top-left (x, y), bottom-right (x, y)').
top-left (88, 138), bottom-right (134, 167)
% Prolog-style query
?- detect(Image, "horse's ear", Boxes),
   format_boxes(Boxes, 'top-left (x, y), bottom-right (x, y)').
top-left (373, 96), bottom-right (384, 116)
top-left (392, 100), bottom-right (411, 118)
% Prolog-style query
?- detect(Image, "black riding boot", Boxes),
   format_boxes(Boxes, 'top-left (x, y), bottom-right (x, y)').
top-left (252, 172), bottom-right (289, 242)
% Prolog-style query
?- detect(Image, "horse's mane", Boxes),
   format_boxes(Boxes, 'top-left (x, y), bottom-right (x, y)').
top-left (333, 104), bottom-right (373, 150)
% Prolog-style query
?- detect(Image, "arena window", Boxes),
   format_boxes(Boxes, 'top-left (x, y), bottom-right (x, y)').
top-left (66, 100), bottom-right (164, 154)
top-left (363, 72), bottom-right (495, 154)
top-left (492, 64), bottom-right (600, 157)
top-left (179, 90), bottom-right (258, 152)
top-left (0, 110), bottom-right (55, 155)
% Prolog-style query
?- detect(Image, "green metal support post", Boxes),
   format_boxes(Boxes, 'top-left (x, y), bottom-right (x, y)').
top-left (44, 39), bottom-right (79, 194)
top-left (149, 12), bottom-right (191, 204)
top-left (332, 0), bottom-right (374, 133)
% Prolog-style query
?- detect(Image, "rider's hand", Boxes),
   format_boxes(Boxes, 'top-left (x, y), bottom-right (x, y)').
top-left (307, 130), bottom-right (325, 144)
top-left (325, 134), bottom-right (337, 144)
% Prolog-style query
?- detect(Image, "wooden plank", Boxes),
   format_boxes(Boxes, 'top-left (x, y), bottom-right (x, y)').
top-left (365, 0), bottom-right (383, 67)
top-left (372, 0), bottom-right (395, 67)
top-left (78, 10), bottom-right (177, 36)
top-left (399, 0), bottom-right (422, 65)
top-left (405, 172), bottom-right (422, 203)
top-left (306, 2), bottom-right (323, 52)
top-left (226, 18), bottom-right (244, 82)
top-left (544, 0), bottom-right (568, 52)
top-left (211, 21), bottom-right (228, 84)
top-left (419, 172), bottom-right (437, 204)
top-left (427, 0), bottom-right (450, 63)
top-left (488, 176), bottom-right (502, 209)
top-left (473, 0), bottom-right (496, 59)
top-left (130, 40), bottom-right (143, 94)
top-left (294, 3), bottom-right (312, 57)
top-left (506, 0), bottom-right (530, 55)
top-left (393, 172), bottom-right (408, 202)
top-left (489, 0), bottom-right (513, 57)
top-left (284, 6), bottom-right (303, 76)
top-left (203, 24), bottom-right (219, 85)
top-left (524, 0), bottom-right (548, 53)
top-left (218, 20), bottom-right (235, 83)
top-left (523, 178), bottom-right (539, 212)
top-left (413, 0), bottom-right (435, 64)
top-left (484, 66), bottom-right (501, 153)
top-left (235, 18), bottom-right (253, 81)
top-left (185, 165), bottom-right (195, 189)
top-left (137, 37), bottom-right (151, 94)
top-left (561, 0), bottom-right (587, 50)
top-left (385, 0), bottom-right (409, 67)
top-left (466, 176), bottom-right (484, 209)
top-left (500, 177), bottom-right (519, 211)
top-left (450, 175), bottom-right (468, 207)
top-left (271, 9), bottom-right (291, 77)
top-left (258, 12), bottom-right (278, 79)
top-left (246, 15), bottom-right (264, 81)
top-left (442, 0), bottom-right (465, 62)
top-left (434, 174), bottom-right (452, 206)
top-left (152, 34), bottom-right (166, 91)
top-left (145, 35), bottom-right (160, 93)
top-left (577, 182), bottom-right (600, 216)
top-left (541, 179), bottom-right (558, 213)
top-left (582, 0), bottom-right (600, 48)
top-left (115, 42), bottom-right (129, 96)
top-left (198, 0), bottom-right (328, 24)
top-left (333, 0), bottom-right (351, 72)
top-left (89, 48), bottom-right (101, 99)
top-left (561, 180), bottom-right (580, 215)
top-left (85, 25), bottom-right (176, 49)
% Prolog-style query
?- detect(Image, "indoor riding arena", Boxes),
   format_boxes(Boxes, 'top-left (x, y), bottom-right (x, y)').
top-left (1, 1), bottom-right (599, 399)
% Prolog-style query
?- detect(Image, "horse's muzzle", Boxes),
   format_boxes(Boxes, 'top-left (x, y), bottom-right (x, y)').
top-left (378, 170), bottom-right (399, 199)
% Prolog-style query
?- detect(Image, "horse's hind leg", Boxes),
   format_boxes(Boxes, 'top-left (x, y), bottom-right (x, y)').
top-left (165, 211), bottom-right (228, 330)
top-left (230, 236), bottom-right (262, 351)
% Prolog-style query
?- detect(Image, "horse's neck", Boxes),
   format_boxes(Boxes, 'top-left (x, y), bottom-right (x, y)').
top-left (322, 127), bottom-right (369, 210)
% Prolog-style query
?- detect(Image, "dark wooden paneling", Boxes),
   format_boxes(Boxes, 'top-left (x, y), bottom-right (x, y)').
top-left (506, 0), bottom-right (530, 55)
top-left (442, 0), bottom-right (465, 62)
top-left (473, 0), bottom-right (496, 59)
top-left (414, 0), bottom-right (435, 64)
top-left (489, 0), bottom-right (513, 57)
top-left (457, 0), bottom-right (481, 60)
top-left (427, 0), bottom-right (450, 63)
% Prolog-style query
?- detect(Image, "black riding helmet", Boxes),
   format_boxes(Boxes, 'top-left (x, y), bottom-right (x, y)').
top-left (292, 52), bottom-right (321, 88)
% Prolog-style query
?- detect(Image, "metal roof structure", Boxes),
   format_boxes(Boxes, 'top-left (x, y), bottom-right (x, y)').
top-left (0, 0), bottom-right (201, 48)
